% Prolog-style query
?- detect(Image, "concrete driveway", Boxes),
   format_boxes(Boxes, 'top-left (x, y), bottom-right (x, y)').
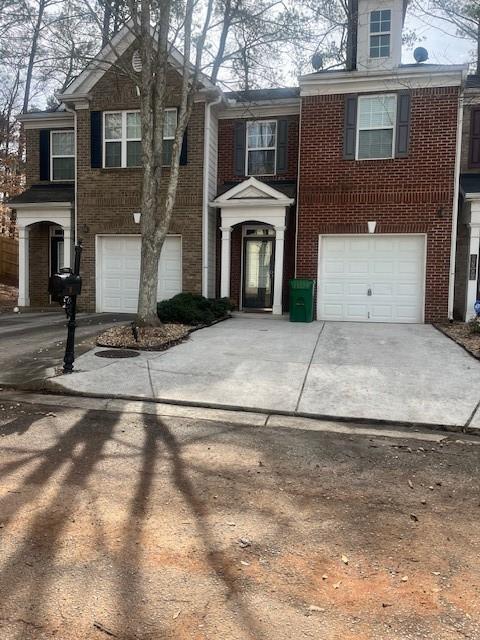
top-left (51, 317), bottom-right (480, 429)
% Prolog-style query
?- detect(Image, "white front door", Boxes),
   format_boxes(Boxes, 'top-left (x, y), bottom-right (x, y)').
top-left (317, 235), bottom-right (426, 323)
top-left (97, 235), bottom-right (182, 313)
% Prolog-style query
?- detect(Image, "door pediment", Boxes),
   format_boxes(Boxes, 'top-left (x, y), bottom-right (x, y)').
top-left (211, 177), bottom-right (294, 208)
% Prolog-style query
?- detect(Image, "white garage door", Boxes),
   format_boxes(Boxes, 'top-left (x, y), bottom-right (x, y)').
top-left (97, 235), bottom-right (182, 313)
top-left (318, 235), bottom-right (425, 323)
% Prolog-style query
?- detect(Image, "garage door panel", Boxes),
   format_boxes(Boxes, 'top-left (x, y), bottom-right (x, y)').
top-left (318, 235), bottom-right (425, 323)
top-left (348, 260), bottom-right (369, 274)
top-left (98, 236), bottom-right (182, 313)
top-left (324, 261), bottom-right (345, 274)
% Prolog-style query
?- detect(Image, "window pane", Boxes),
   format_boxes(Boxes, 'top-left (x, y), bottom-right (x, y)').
top-left (358, 129), bottom-right (393, 159)
top-left (370, 9), bottom-right (390, 33)
top-left (370, 33), bottom-right (390, 58)
top-left (126, 112), bottom-right (141, 139)
top-left (248, 149), bottom-right (275, 175)
top-left (358, 95), bottom-right (396, 128)
top-left (127, 140), bottom-right (142, 167)
top-left (53, 157), bottom-right (74, 180)
top-left (163, 139), bottom-right (174, 165)
top-left (164, 110), bottom-right (177, 139)
top-left (105, 141), bottom-right (122, 167)
top-left (247, 121), bottom-right (276, 149)
top-left (105, 113), bottom-right (122, 140)
top-left (52, 131), bottom-right (74, 156)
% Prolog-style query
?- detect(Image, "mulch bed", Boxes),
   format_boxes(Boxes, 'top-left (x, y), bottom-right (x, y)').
top-left (435, 322), bottom-right (480, 359)
top-left (0, 283), bottom-right (18, 312)
top-left (96, 323), bottom-right (191, 351)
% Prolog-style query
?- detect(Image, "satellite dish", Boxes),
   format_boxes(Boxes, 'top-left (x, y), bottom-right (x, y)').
top-left (413, 47), bottom-right (429, 63)
top-left (132, 50), bottom-right (142, 72)
top-left (311, 52), bottom-right (324, 71)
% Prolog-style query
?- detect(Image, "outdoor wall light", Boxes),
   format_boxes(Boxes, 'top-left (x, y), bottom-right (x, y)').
top-left (133, 212), bottom-right (141, 224)
top-left (367, 221), bottom-right (377, 234)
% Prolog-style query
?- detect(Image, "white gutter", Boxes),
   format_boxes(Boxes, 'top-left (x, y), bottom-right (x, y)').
top-left (294, 94), bottom-right (303, 278)
top-left (448, 88), bottom-right (465, 320)
top-left (62, 102), bottom-right (78, 249)
top-left (202, 91), bottom-right (222, 297)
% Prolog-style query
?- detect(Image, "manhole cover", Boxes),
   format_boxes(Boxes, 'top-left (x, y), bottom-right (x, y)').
top-left (95, 349), bottom-right (140, 359)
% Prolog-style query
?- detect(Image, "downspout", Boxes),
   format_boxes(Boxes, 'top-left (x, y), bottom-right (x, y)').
top-left (294, 93), bottom-right (303, 278)
top-left (202, 91), bottom-right (222, 297)
top-left (448, 81), bottom-right (466, 321)
top-left (62, 101), bottom-right (78, 249)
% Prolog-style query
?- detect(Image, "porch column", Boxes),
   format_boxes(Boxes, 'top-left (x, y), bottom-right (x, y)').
top-left (17, 225), bottom-right (30, 307)
top-left (63, 227), bottom-right (72, 269)
top-left (220, 226), bottom-right (232, 299)
top-left (466, 224), bottom-right (480, 320)
top-left (273, 225), bottom-right (286, 315)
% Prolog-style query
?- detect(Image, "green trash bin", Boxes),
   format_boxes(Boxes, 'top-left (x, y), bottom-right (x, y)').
top-left (289, 279), bottom-right (315, 322)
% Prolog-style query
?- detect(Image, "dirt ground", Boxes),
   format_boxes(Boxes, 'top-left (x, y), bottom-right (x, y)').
top-left (0, 397), bottom-right (479, 640)
top-left (0, 283), bottom-right (17, 312)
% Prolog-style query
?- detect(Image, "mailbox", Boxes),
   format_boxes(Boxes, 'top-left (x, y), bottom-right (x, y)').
top-left (49, 267), bottom-right (82, 298)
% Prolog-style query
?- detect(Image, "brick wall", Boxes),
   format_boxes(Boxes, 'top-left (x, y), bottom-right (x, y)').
top-left (297, 86), bottom-right (460, 322)
top-left (29, 222), bottom-right (51, 306)
top-left (217, 114), bottom-right (299, 185)
top-left (25, 129), bottom-right (40, 186)
top-left (73, 62), bottom-right (205, 312)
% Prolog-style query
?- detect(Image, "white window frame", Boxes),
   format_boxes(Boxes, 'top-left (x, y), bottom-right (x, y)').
top-left (356, 94), bottom-right (397, 161)
top-left (369, 9), bottom-right (392, 59)
top-left (246, 119), bottom-right (277, 177)
top-left (103, 108), bottom-right (178, 169)
top-left (162, 108), bottom-right (178, 167)
top-left (50, 130), bottom-right (75, 182)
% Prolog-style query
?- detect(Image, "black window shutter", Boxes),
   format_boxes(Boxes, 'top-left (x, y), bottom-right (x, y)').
top-left (277, 119), bottom-right (288, 173)
top-left (395, 91), bottom-right (411, 158)
top-left (343, 95), bottom-right (357, 160)
top-left (470, 107), bottom-right (480, 168)
top-left (90, 111), bottom-right (102, 168)
top-left (234, 121), bottom-right (246, 176)
top-left (39, 129), bottom-right (50, 181)
top-left (180, 127), bottom-right (188, 165)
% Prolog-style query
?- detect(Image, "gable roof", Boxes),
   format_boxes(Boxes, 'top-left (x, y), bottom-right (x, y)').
top-left (59, 22), bottom-right (215, 101)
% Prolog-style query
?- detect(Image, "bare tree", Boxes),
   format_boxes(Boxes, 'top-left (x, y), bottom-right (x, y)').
top-left (414, 0), bottom-right (480, 72)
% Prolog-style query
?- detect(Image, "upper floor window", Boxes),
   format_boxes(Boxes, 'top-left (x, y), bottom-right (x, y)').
top-left (51, 130), bottom-right (74, 181)
top-left (246, 120), bottom-right (277, 176)
top-left (103, 109), bottom-right (177, 168)
top-left (357, 94), bottom-right (396, 160)
top-left (370, 9), bottom-right (391, 58)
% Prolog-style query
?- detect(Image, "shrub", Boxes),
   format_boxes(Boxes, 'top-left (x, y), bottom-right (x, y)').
top-left (469, 317), bottom-right (480, 334)
top-left (157, 293), bottom-right (233, 326)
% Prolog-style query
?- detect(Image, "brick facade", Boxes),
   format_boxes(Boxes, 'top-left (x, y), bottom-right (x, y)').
top-left (75, 64), bottom-right (205, 311)
top-left (23, 62), bottom-right (206, 312)
top-left (297, 86), bottom-right (460, 322)
top-left (218, 114), bottom-right (299, 310)
top-left (217, 114), bottom-right (299, 185)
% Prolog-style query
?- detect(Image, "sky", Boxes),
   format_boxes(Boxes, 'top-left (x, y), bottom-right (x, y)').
top-left (404, 13), bottom-right (473, 67)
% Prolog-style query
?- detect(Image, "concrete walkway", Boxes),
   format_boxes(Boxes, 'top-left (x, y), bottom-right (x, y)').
top-left (50, 317), bottom-right (480, 429)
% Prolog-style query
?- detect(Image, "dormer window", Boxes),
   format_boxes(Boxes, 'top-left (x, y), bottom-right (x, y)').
top-left (370, 9), bottom-right (391, 58)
